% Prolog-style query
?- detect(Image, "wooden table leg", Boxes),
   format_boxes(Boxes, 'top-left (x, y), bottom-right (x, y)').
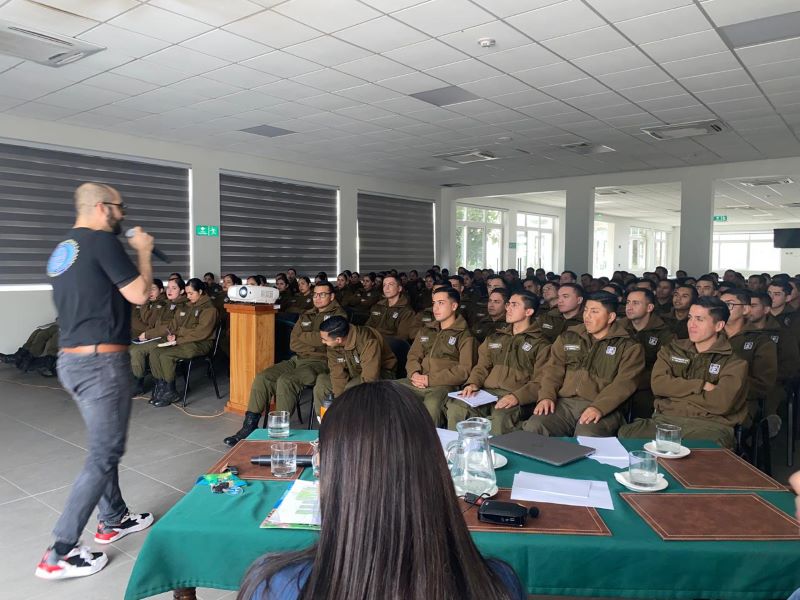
top-left (173, 588), bottom-right (196, 600)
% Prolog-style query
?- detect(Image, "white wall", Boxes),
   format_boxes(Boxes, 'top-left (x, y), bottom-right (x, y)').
top-left (594, 215), bottom-right (678, 276)
top-left (713, 221), bottom-right (800, 275)
top-left (0, 114), bottom-right (439, 352)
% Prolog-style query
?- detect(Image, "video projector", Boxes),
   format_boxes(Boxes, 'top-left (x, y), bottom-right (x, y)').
top-left (227, 285), bottom-right (279, 304)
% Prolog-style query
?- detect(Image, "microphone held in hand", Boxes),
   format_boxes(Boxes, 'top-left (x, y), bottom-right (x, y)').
top-left (125, 228), bottom-right (170, 263)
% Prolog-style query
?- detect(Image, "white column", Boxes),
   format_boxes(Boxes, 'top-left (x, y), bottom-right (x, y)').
top-left (190, 162), bottom-right (220, 278)
top-left (338, 183), bottom-right (358, 273)
top-left (435, 193), bottom-right (455, 270)
top-left (506, 207), bottom-right (517, 271)
top-left (679, 175), bottom-right (714, 276)
top-left (564, 183), bottom-right (595, 274)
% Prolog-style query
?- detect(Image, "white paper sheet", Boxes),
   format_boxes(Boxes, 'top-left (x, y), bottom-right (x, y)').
top-left (267, 480), bottom-right (321, 526)
top-left (510, 472), bottom-right (615, 510)
top-left (436, 428), bottom-right (459, 454)
top-left (577, 436), bottom-right (630, 468)
top-left (447, 389), bottom-right (497, 408)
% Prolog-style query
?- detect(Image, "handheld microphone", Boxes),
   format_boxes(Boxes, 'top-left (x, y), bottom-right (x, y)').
top-left (125, 228), bottom-right (171, 263)
top-left (250, 455), bottom-right (313, 467)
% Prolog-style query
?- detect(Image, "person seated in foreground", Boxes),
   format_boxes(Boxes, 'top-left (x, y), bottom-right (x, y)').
top-left (618, 297), bottom-right (749, 449)
top-left (236, 381), bottom-right (526, 600)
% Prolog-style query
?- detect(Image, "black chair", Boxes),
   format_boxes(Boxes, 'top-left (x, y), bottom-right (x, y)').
top-left (175, 323), bottom-right (224, 408)
top-left (275, 313), bottom-right (299, 363)
top-left (385, 336), bottom-right (411, 379)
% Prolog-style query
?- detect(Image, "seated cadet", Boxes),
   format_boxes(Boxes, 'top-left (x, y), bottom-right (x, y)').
top-left (748, 273), bottom-right (767, 293)
top-left (538, 282), bottom-right (584, 344)
top-left (365, 274), bottom-right (419, 342)
top-left (415, 272), bottom-right (437, 312)
top-left (472, 289), bottom-right (508, 344)
top-left (695, 275), bottom-right (718, 298)
top-left (246, 275), bottom-right (259, 286)
top-left (602, 283), bottom-right (627, 319)
top-left (665, 283), bottom-right (697, 339)
top-left (223, 281), bottom-right (346, 446)
top-left (446, 291), bottom-right (550, 434)
top-left (1, 320), bottom-right (59, 370)
top-left (350, 273), bottom-right (382, 325)
top-left (311, 316), bottom-right (397, 414)
top-left (749, 291), bottom-right (799, 436)
top-left (286, 276), bottom-right (314, 314)
top-left (619, 289), bottom-right (674, 419)
top-left (721, 289), bottom-right (776, 422)
top-left (447, 275), bottom-right (473, 325)
top-left (203, 272), bottom-right (222, 295)
top-left (149, 279), bottom-right (218, 407)
top-left (522, 277), bottom-right (540, 296)
top-left (654, 278), bottom-right (675, 315)
top-left (285, 268), bottom-right (299, 294)
top-left (334, 271), bottom-right (357, 309)
top-left (314, 271), bottom-right (328, 286)
top-left (523, 291), bottom-right (644, 437)
top-left (274, 275), bottom-right (293, 312)
top-left (619, 297), bottom-right (749, 449)
top-left (396, 288), bottom-right (476, 426)
top-left (131, 278), bottom-right (186, 397)
top-left (137, 279), bottom-right (166, 328)
top-left (540, 280), bottom-right (559, 311)
top-left (768, 280), bottom-right (800, 342)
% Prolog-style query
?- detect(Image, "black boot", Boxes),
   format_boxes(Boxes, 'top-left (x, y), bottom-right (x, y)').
top-left (18, 352), bottom-right (35, 372)
top-left (223, 412), bottom-right (261, 447)
top-left (132, 377), bottom-right (146, 397)
top-left (149, 380), bottom-right (164, 405)
top-left (0, 348), bottom-right (24, 364)
top-left (154, 380), bottom-right (178, 407)
top-left (36, 356), bottom-right (57, 377)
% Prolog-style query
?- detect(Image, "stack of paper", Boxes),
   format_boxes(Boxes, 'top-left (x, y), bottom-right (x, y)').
top-left (261, 480), bottom-right (320, 530)
top-left (577, 436), bottom-right (630, 468)
top-left (511, 472), bottom-right (614, 510)
top-left (446, 389), bottom-right (497, 408)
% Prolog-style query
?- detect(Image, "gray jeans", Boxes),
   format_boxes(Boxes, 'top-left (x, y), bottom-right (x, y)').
top-left (53, 351), bottom-right (132, 547)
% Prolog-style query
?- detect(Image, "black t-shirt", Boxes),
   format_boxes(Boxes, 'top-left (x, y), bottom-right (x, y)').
top-left (47, 228), bottom-right (139, 347)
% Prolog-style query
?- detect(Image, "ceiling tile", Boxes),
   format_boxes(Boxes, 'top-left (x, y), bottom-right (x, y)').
top-left (111, 59), bottom-right (192, 86)
top-left (253, 79), bottom-right (322, 100)
top-left (572, 46), bottom-right (653, 76)
top-left (508, 0), bottom-right (605, 41)
top-left (114, 87), bottom-right (199, 112)
top-left (335, 55), bottom-right (413, 80)
top-left (491, 88), bottom-right (551, 108)
top-left (5, 101), bottom-right (80, 120)
top-left (514, 62), bottom-right (585, 87)
top-left (680, 69), bottom-right (754, 93)
top-left (639, 30), bottom-right (728, 64)
top-left (425, 59), bottom-right (502, 85)
top-left (295, 93), bottom-right (361, 110)
top-left (637, 93), bottom-right (698, 112)
top-left (274, 0), bottom-right (380, 33)
top-left (662, 51), bottom-right (740, 78)
top-left (481, 44), bottom-right (561, 73)
top-left (460, 74), bottom-right (530, 97)
top-left (384, 39), bottom-right (468, 71)
top-left (615, 5), bottom-right (712, 45)
top-left (285, 36), bottom-right (371, 67)
top-left (378, 71), bottom-right (445, 94)
top-left (39, 84), bottom-right (126, 110)
top-left (203, 64), bottom-right (279, 88)
top-left (84, 72), bottom-right (157, 95)
top-left (337, 83), bottom-right (401, 102)
top-left (701, 0), bottom-right (800, 27)
top-left (0, 0), bottom-right (96, 36)
top-left (543, 26), bottom-right (630, 60)
top-left (585, 0), bottom-right (691, 22)
top-left (621, 80), bottom-right (686, 101)
top-left (336, 103), bottom-right (395, 121)
top-left (34, 0), bottom-right (138, 21)
top-left (181, 29), bottom-right (272, 62)
top-left (567, 91), bottom-right (629, 109)
top-left (242, 51), bottom-right (321, 78)
top-left (749, 58), bottom-right (800, 83)
top-left (145, 46), bottom-right (229, 77)
top-left (469, 0), bottom-right (563, 18)
top-left (110, 4), bottom-right (213, 43)
top-left (223, 11), bottom-right (321, 48)
top-left (439, 20), bottom-right (531, 56)
top-left (373, 95), bottom-right (434, 114)
top-left (292, 68), bottom-right (366, 92)
top-left (540, 78), bottom-right (609, 99)
top-left (758, 75), bottom-right (800, 95)
top-left (149, 0), bottom-right (263, 26)
top-left (392, 2), bottom-right (496, 35)
top-left (736, 37), bottom-right (800, 68)
top-left (168, 76), bottom-right (243, 99)
top-left (333, 15), bottom-right (428, 53)
top-left (597, 65), bottom-right (672, 89)
top-left (77, 24), bottom-right (170, 59)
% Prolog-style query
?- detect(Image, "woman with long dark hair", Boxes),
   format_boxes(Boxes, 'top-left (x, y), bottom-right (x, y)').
top-left (237, 381), bottom-right (525, 600)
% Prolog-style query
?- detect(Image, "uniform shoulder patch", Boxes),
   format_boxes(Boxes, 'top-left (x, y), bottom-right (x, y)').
top-left (648, 336), bottom-right (659, 346)
top-left (46, 240), bottom-right (79, 277)
top-left (522, 342), bottom-right (532, 352)
top-left (743, 341), bottom-right (754, 350)
top-left (709, 363), bottom-right (721, 375)
top-left (542, 323), bottom-right (553, 329)
top-left (605, 346), bottom-right (617, 355)
top-left (448, 335), bottom-right (457, 346)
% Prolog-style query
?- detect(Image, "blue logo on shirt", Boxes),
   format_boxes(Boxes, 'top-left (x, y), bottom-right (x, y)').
top-left (47, 240), bottom-right (79, 277)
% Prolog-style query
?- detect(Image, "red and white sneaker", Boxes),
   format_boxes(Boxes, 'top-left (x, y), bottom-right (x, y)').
top-left (35, 545), bottom-right (108, 580)
top-left (94, 511), bottom-right (154, 544)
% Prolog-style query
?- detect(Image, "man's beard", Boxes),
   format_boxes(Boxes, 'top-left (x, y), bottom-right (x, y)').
top-left (108, 213), bottom-right (122, 235)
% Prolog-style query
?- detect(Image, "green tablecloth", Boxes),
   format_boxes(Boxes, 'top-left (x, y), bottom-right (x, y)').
top-left (125, 430), bottom-right (800, 600)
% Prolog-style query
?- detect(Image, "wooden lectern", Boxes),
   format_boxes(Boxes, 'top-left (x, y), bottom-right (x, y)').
top-left (224, 303), bottom-right (276, 414)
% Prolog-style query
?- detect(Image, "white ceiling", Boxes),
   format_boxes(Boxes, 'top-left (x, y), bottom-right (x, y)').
top-left (0, 0), bottom-right (799, 186)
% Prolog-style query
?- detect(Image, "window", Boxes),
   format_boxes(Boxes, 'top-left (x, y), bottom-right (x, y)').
top-left (455, 206), bottom-right (504, 270)
top-left (515, 211), bottom-right (556, 272)
top-left (629, 227), bottom-right (647, 272)
top-left (593, 221), bottom-right (613, 277)
top-left (0, 142), bottom-right (190, 285)
top-left (712, 232), bottom-right (781, 272)
top-left (654, 231), bottom-right (668, 269)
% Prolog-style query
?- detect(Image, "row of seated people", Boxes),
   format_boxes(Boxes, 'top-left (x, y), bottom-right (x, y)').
top-left (0, 321), bottom-right (59, 376)
top-left (222, 276), bottom-right (774, 456)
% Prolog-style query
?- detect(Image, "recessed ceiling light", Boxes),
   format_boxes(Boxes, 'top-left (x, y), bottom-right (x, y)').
top-left (410, 85), bottom-right (479, 107)
top-left (718, 10), bottom-right (800, 49)
top-left (478, 37), bottom-right (496, 48)
top-left (240, 124), bottom-right (296, 138)
top-left (562, 142), bottom-right (615, 155)
top-left (641, 120), bottom-right (726, 140)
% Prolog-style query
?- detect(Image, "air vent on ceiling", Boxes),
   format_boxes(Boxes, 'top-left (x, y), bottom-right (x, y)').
top-left (562, 142), bottom-right (615, 155)
top-left (641, 119), bottom-right (726, 140)
top-left (784, 202), bottom-right (800, 208)
top-left (724, 205), bottom-right (754, 210)
top-left (441, 183), bottom-right (469, 188)
top-left (596, 188), bottom-right (630, 196)
top-left (738, 177), bottom-right (794, 187)
top-left (420, 165), bottom-right (459, 172)
top-left (433, 149), bottom-right (499, 165)
top-left (0, 19), bottom-right (105, 67)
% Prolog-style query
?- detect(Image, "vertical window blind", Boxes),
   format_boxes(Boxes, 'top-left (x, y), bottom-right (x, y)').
top-left (357, 193), bottom-right (435, 273)
top-left (0, 142), bottom-right (190, 284)
top-left (220, 172), bottom-right (337, 277)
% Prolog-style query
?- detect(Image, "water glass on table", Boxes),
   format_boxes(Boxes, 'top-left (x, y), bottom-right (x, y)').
top-left (267, 410), bottom-right (290, 438)
top-left (655, 423), bottom-right (682, 454)
top-left (629, 450), bottom-right (658, 487)
top-left (271, 441), bottom-right (297, 478)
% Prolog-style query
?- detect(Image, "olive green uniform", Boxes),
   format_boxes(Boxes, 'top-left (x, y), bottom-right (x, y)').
top-left (248, 301), bottom-right (347, 414)
top-left (149, 295), bottom-right (218, 383)
top-left (537, 308), bottom-right (584, 344)
top-left (277, 290), bottom-right (293, 312)
top-left (350, 288), bottom-right (382, 324)
top-left (665, 308), bottom-right (689, 339)
top-left (619, 314), bottom-right (674, 419)
top-left (286, 291), bottom-right (314, 315)
top-left (472, 315), bottom-right (507, 345)
top-left (312, 325), bottom-right (397, 413)
top-left (396, 316), bottom-right (476, 425)
top-left (726, 325), bottom-right (777, 420)
top-left (446, 321), bottom-right (551, 434)
top-left (365, 295), bottom-right (419, 341)
top-left (762, 315), bottom-right (799, 416)
top-left (22, 322), bottom-right (59, 357)
top-left (619, 337), bottom-right (749, 448)
top-left (654, 298), bottom-right (673, 316)
top-left (130, 296), bottom-right (188, 379)
top-left (523, 322), bottom-right (644, 437)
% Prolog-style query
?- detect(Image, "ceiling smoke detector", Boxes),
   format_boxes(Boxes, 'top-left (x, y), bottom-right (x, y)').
top-left (0, 19), bottom-right (105, 67)
top-left (738, 177), bottom-right (794, 187)
top-left (433, 149), bottom-right (499, 164)
top-left (641, 120), bottom-right (726, 140)
top-left (478, 37), bottom-right (496, 48)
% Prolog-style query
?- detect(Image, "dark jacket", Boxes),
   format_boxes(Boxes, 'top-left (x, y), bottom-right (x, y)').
top-left (290, 301), bottom-right (347, 360)
top-left (619, 314), bottom-right (674, 391)
top-left (406, 315), bottom-right (476, 387)
top-left (327, 325), bottom-right (397, 396)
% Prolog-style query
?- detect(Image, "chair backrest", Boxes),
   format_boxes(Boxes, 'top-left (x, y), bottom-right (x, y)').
top-left (385, 336), bottom-right (411, 378)
top-left (209, 321), bottom-right (223, 358)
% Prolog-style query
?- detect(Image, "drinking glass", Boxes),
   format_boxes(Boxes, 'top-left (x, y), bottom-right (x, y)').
top-left (628, 450), bottom-right (658, 487)
top-left (271, 441), bottom-right (297, 478)
top-left (310, 440), bottom-right (320, 479)
top-left (267, 410), bottom-right (290, 438)
top-left (655, 423), bottom-right (682, 454)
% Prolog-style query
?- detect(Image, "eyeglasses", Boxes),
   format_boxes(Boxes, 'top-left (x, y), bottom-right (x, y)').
top-left (102, 201), bottom-right (126, 215)
top-left (313, 292), bottom-right (331, 298)
top-left (724, 301), bottom-right (748, 308)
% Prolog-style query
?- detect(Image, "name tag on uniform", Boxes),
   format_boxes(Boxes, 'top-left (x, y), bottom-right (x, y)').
top-left (771, 335), bottom-right (780, 344)
top-left (671, 356), bottom-right (690, 364)
top-left (564, 344), bottom-right (580, 351)
top-left (302, 321), bottom-right (311, 326)
top-left (179, 312), bottom-right (186, 317)
top-left (371, 311), bottom-right (381, 316)
top-left (194, 310), bottom-right (199, 317)
top-left (606, 346), bottom-right (617, 356)
top-left (743, 341), bottom-right (754, 350)
top-left (422, 316), bottom-right (432, 322)
top-left (542, 323), bottom-right (553, 329)
top-left (170, 305), bottom-right (177, 311)
top-left (488, 342), bottom-right (502, 349)
top-left (392, 312), bottom-right (399, 319)
top-left (448, 336), bottom-right (457, 346)
top-left (648, 336), bottom-right (659, 346)
top-left (476, 312), bottom-right (486, 318)
top-left (522, 342), bottom-right (532, 352)
top-left (323, 315), bottom-right (331, 320)
top-left (336, 357), bottom-right (345, 363)
top-left (785, 317), bottom-right (791, 326)
top-left (709, 363), bottom-right (721, 375)
top-left (420, 336), bottom-right (429, 342)
top-left (353, 353), bottom-right (360, 364)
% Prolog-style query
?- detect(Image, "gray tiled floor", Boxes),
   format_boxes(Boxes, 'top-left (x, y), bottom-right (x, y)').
top-left (1, 365), bottom-right (798, 600)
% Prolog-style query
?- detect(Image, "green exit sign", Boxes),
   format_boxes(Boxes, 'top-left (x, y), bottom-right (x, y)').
top-left (195, 225), bottom-right (220, 236)
top-left (713, 215), bottom-right (728, 223)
